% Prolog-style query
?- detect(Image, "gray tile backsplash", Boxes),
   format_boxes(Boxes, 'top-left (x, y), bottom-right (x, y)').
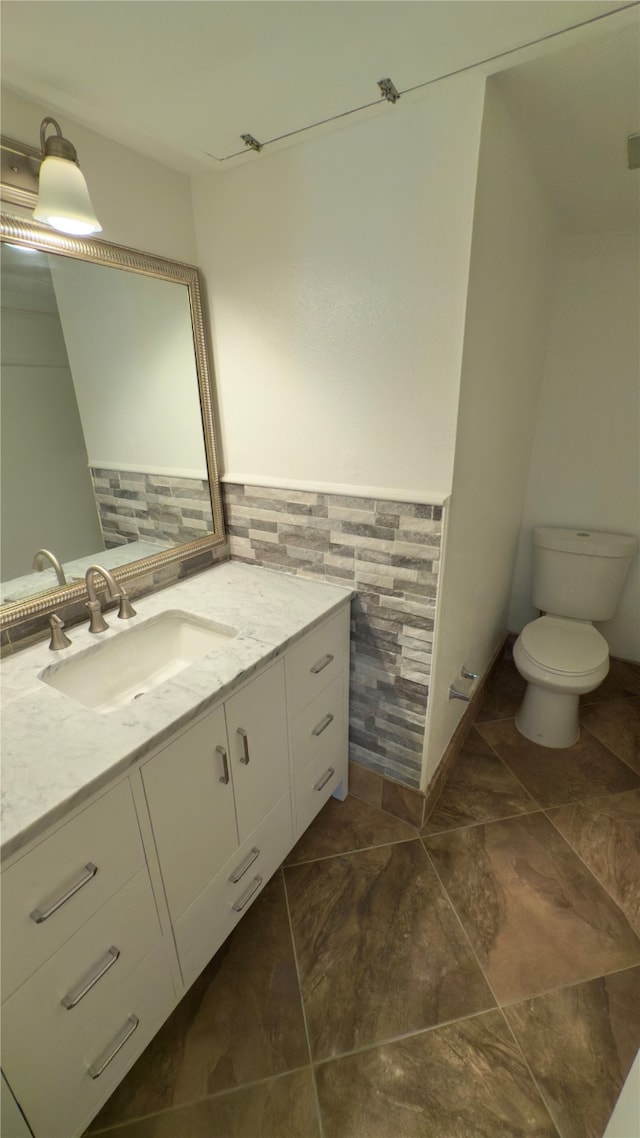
top-left (90, 467), bottom-right (214, 548)
top-left (223, 483), bottom-right (443, 789)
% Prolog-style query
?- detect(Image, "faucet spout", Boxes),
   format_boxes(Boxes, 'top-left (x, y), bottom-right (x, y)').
top-left (84, 564), bottom-right (137, 633)
top-left (33, 548), bottom-right (66, 586)
top-left (85, 564), bottom-right (120, 605)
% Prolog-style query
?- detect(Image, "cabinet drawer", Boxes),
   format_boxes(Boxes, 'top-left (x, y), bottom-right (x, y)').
top-left (1, 781), bottom-right (145, 999)
top-left (175, 791), bottom-right (292, 989)
top-left (295, 752), bottom-right (346, 837)
top-left (2, 940), bottom-right (175, 1138)
top-left (2, 869), bottom-right (160, 1042)
top-left (285, 608), bottom-right (349, 717)
top-left (290, 673), bottom-right (346, 776)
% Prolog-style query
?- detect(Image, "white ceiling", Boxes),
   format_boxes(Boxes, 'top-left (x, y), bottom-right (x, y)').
top-left (0, 0), bottom-right (634, 174)
top-left (1, 1), bottom-right (638, 233)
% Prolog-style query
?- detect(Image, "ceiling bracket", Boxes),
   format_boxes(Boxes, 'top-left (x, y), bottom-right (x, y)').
top-left (240, 133), bottom-right (263, 153)
top-left (378, 78), bottom-right (400, 104)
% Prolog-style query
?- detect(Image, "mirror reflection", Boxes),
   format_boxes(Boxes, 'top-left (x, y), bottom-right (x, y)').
top-left (0, 239), bottom-right (215, 607)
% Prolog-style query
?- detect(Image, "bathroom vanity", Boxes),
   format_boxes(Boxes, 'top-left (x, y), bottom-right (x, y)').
top-left (0, 561), bottom-right (352, 1138)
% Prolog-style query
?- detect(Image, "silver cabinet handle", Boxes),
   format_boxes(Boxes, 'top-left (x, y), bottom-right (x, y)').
top-left (314, 766), bottom-right (335, 792)
top-left (312, 712), bottom-right (334, 737)
top-left (30, 862), bottom-right (98, 924)
top-left (62, 946), bottom-right (120, 1010)
top-left (228, 846), bottom-right (260, 884)
top-left (88, 1015), bottom-right (139, 1079)
top-left (237, 727), bottom-right (250, 765)
top-left (232, 875), bottom-right (263, 912)
top-left (310, 653), bottom-right (334, 674)
top-left (216, 744), bottom-right (230, 784)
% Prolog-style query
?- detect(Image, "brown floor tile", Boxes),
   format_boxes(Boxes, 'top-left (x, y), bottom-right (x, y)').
top-left (284, 840), bottom-right (495, 1061)
top-left (88, 876), bottom-right (308, 1131)
top-left (348, 760), bottom-right (383, 808)
top-left (477, 719), bottom-right (640, 808)
top-left (423, 812), bottom-right (640, 1005)
top-left (475, 658), bottom-right (527, 723)
top-left (504, 967), bottom-right (640, 1138)
top-left (88, 1068), bottom-right (320, 1138)
top-left (422, 728), bottom-right (536, 835)
top-left (315, 1009), bottom-right (559, 1138)
top-left (380, 778), bottom-right (425, 826)
top-left (548, 789), bottom-right (640, 936)
top-left (284, 794), bottom-right (416, 865)
top-left (581, 657), bottom-right (640, 704)
top-left (581, 697), bottom-right (640, 773)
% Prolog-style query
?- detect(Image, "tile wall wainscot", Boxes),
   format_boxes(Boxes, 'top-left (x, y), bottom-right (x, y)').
top-left (90, 467), bottom-right (214, 549)
top-left (222, 483), bottom-right (443, 790)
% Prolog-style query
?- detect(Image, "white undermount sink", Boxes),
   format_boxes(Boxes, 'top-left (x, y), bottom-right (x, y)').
top-left (40, 609), bottom-right (238, 713)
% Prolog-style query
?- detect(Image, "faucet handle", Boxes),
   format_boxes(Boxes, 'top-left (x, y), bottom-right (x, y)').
top-left (49, 613), bottom-right (72, 651)
top-left (86, 600), bottom-right (109, 634)
top-left (117, 589), bottom-right (136, 620)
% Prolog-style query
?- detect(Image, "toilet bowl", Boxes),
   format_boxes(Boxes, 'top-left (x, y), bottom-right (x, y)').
top-left (512, 526), bottom-right (636, 748)
top-left (513, 616), bottom-right (609, 748)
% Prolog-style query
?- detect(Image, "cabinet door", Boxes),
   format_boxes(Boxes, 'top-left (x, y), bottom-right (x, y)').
top-left (142, 705), bottom-right (238, 920)
top-left (225, 661), bottom-right (289, 841)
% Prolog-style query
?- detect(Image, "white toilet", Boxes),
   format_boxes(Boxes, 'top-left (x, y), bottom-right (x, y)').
top-left (513, 526), bottom-right (637, 748)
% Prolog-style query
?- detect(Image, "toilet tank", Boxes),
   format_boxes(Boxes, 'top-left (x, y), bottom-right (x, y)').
top-left (532, 527), bottom-right (637, 621)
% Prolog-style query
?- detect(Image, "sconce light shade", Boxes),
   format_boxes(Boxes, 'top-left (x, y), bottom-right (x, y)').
top-left (33, 155), bottom-right (102, 236)
top-left (32, 118), bottom-right (102, 236)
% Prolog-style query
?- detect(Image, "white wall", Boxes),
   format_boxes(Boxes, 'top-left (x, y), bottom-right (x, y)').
top-left (1, 89), bottom-right (197, 263)
top-left (509, 231), bottom-right (640, 661)
top-left (49, 256), bottom-right (207, 476)
top-left (424, 81), bottom-right (557, 783)
top-left (191, 75), bottom-right (485, 496)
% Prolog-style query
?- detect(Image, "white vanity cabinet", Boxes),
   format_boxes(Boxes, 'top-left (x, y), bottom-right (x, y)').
top-left (286, 609), bottom-right (351, 832)
top-left (140, 658), bottom-right (293, 988)
top-left (0, 781), bottom-right (176, 1138)
top-left (0, 596), bottom-right (351, 1138)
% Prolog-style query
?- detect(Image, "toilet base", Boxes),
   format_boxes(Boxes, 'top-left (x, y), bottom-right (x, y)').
top-left (515, 683), bottom-right (580, 749)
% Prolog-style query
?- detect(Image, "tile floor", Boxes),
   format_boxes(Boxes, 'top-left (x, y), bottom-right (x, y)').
top-left (87, 656), bottom-right (640, 1138)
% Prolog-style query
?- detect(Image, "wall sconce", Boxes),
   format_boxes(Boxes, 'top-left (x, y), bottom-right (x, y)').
top-left (0, 117), bottom-right (102, 236)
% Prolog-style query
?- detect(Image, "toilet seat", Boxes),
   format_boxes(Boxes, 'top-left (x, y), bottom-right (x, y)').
top-left (518, 616), bottom-right (608, 676)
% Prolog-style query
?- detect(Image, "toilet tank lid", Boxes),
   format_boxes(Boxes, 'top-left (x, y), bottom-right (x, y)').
top-left (533, 527), bottom-right (638, 558)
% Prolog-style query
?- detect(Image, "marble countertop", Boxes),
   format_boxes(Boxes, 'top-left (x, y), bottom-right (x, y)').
top-left (0, 562), bottom-right (353, 863)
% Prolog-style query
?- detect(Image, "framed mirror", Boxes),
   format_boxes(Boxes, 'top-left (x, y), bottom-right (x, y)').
top-left (0, 211), bottom-right (225, 631)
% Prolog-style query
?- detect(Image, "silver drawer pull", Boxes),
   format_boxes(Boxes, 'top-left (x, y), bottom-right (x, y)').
top-left (216, 744), bottom-right (230, 785)
top-left (30, 862), bottom-right (98, 924)
top-left (237, 727), bottom-right (250, 765)
top-left (88, 1014), bottom-right (139, 1079)
top-left (232, 874), bottom-right (263, 912)
top-left (229, 846), bottom-right (260, 884)
top-left (310, 653), bottom-right (334, 674)
top-left (62, 946), bottom-right (120, 1010)
top-left (312, 712), bottom-right (334, 737)
top-left (314, 766), bottom-right (335, 792)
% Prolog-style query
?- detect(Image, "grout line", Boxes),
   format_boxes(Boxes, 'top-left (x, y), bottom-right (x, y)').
top-left (283, 832), bottom-right (419, 868)
top-left (497, 1007), bottom-right (566, 1138)
top-left (498, 959), bottom-right (640, 1012)
top-left (310, 1005), bottom-right (495, 1069)
top-left (281, 866), bottom-right (325, 1138)
top-left (86, 1063), bottom-right (315, 1135)
top-left (418, 837), bottom-right (564, 1138)
top-left (422, 804), bottom-right (542, 838)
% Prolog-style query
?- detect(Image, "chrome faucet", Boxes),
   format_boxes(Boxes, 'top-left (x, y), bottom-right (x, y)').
top-left (84, 564), bottom-right (136, 633)
top-left (33, 548), bottom-right (66, 586)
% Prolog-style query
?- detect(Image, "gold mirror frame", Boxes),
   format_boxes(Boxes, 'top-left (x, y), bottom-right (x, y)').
top-left (0, 211), bottom-right (226, 631)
